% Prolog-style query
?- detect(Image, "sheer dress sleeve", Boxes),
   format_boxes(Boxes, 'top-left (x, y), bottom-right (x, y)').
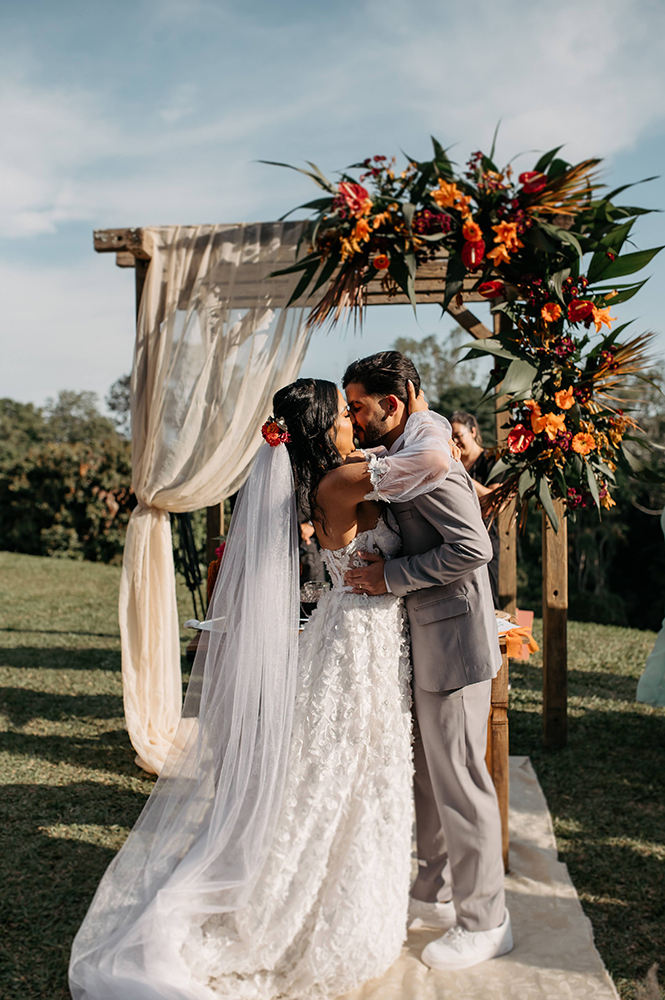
top-left (362, 410), bottom-right (453, 503)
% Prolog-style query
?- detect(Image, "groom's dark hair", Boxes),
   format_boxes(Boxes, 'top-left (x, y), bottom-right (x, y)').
top-left (342, 350), bottom-right (421, 403)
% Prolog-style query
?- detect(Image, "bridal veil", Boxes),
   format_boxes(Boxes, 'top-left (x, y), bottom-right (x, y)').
top-left (69, 441), bottom-right (300, 1000)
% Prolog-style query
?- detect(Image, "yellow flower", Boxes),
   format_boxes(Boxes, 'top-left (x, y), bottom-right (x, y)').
top-left (487, 243), bottom-right (511, 266)
top-left (492, 221), bottom-right (524, 251)
top-left (554, 387), bottom-right (575, 410)
top-left (601, 491), bottom-right (616, 509)
top-left (572, 432), bottom-right (596, 456)
top-left (591, 305), bottom-right (617, 333)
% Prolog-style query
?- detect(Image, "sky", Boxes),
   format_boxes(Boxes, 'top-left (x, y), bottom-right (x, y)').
top-left (2, 0), bottom-right (665, 412)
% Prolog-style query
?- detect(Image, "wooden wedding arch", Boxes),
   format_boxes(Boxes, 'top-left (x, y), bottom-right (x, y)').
top-left (94, 225), bottom-right (570, 870)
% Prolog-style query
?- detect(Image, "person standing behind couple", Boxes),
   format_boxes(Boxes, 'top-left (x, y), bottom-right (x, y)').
top-left (344, 351), bottom-right (513, 971)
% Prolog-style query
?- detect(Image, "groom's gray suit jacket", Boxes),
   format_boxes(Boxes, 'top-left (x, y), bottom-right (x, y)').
top-left (384, 460), bottom-right (502, 692)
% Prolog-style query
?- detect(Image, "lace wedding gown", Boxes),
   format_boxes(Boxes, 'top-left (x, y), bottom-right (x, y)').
top-left (179, 516), bottom-right (413, 999)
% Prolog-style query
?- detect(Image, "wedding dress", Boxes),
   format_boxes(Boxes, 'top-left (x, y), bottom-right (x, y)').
top-left (179, 517), bottom-right (413, 998)
top-left (69, 410), bottom-right (452, 1000)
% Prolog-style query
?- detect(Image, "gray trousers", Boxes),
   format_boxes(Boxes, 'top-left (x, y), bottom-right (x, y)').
top-left (411, 679), bottom-right (505, 932)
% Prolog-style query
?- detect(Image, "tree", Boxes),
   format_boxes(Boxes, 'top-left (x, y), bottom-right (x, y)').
top-left (106, 374), bottom-right (131, 438)
top-left (392, 327), bottom-right (496, 445)
top-left (0, 399), bottom-right (47, 467)
top-left (43, 390), bottom-right (118, 446)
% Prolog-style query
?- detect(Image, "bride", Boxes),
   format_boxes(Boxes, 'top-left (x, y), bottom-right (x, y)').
top-left (69, 377), bottom-right (453, 1000)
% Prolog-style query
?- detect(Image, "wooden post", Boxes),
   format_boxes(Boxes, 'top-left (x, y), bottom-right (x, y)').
top-left (206, 504), bottom-right (224, 568)
top-left (485, 310), bottom-right (515, 871)
top-left (542, 501), bottom-right (568, 748)
top-left (135, 258), bottom-right (149, 320)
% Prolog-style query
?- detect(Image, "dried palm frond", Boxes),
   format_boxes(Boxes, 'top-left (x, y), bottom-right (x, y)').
top-left (591, 332), bottom-right (657, 409)
top-left (480, 473), bottom-right (522, 525)
top-left (306, 261), bottom-right (367, 330)
top-left (528, 158), bottom-right (603, 216)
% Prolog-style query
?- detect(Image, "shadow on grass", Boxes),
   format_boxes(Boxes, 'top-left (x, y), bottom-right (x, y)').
top-left (510, 659), bottom-right (646, 704)
top-left (0, 687), bottom-right (123, 727)
top-left (0, 782), bottom-right (148, 1000)
top-left (0, 728), bottom-right (140, 776)
top-left (2, 627), bottom-right (120, 639)
top-left (0, 646), bottom-right (122, 671)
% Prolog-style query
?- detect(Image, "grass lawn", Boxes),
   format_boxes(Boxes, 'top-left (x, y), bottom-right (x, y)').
top-left (1, 551), bottom-right (664, 999)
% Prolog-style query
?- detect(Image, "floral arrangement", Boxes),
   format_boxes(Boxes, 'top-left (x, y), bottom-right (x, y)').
top-left (269, 139), bottom-right (661, 527)
top-left (262, 416), bottom-right (291, 447)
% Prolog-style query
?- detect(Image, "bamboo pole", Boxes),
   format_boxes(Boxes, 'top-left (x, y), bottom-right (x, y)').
top-left (542, 501), bottom-right (568, 748)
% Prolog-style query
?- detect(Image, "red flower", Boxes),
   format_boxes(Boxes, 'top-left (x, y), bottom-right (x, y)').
top-left (215, 541), bottom-right (226, 560)
top-left (373, 254), bottom-right (390, 270)
top-left (519, 171), bottom-right (547, 194)
top-left (335, 181), bottom-right (371, 216)
top-left (478, 280), bottom-right (505, 298)
top-left (507, 423), bottom-right (535, 453)
top-left (567, 299), bottom-right (595, 323)
top-left (461, 239), bottom-right (485, 269)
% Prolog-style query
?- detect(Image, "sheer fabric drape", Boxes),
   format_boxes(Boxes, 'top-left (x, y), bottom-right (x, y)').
top-left (119, 222), bottom-right (310, 773)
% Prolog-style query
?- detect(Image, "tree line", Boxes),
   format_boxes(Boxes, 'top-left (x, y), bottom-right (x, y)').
top-left (1, 342), bottom-right (664, 630)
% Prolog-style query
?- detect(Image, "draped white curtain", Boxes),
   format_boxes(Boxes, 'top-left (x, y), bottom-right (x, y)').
top-left (119, 222), bottom-right (311, 774)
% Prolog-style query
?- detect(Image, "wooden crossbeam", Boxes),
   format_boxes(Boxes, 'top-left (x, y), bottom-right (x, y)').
top-left (94, 227), bottom-right (494, 339)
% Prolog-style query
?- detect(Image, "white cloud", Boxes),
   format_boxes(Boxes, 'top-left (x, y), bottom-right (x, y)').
top-left (0, 257), bottom-right (135, 405)
top-left (377, 0), bottom-right (665, 162)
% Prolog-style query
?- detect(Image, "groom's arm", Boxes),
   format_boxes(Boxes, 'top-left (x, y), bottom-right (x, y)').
top-left (384, 480), bottom-right (492, 596)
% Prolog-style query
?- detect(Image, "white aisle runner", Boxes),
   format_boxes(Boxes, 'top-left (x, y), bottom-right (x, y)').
top-left (342, 756), bottom-right (619, 1000)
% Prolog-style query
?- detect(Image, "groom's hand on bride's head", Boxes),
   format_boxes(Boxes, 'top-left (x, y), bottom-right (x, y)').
top-left (345, 552), bottom-right (387, 595)
top-left (406, 379), bottom-right (428, 415)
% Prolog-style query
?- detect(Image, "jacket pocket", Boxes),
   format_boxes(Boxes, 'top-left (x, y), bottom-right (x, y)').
top-left (412, 594), bottom-right (470, 626)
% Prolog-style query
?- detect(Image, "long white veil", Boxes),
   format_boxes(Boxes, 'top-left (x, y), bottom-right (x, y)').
top-left (69, 442), bottom-right (300, 1000)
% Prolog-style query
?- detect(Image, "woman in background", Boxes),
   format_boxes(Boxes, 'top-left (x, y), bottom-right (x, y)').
top-left (450, 410), bottom-right (500, 608)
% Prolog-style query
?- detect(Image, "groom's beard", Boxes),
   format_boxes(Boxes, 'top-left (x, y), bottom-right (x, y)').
top-left (356, 412), bottom-right (390, 447)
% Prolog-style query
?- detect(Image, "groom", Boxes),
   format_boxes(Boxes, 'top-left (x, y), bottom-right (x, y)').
top-left (343, 350), bottom-right (513, 972)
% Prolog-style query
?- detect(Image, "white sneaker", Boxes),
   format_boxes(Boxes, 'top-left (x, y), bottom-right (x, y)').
top-left (408, 897), bottom-right (457, 931)
top-left (421, 908), bottom-right (513, 970)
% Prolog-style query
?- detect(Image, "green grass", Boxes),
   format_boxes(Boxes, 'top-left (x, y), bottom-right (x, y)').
top-left (0, 551), bottom-right (664, 999)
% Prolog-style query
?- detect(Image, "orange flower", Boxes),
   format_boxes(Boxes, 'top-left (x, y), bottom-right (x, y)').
top-left (554, 387), bottom-right (575, 410)
top-left (572, 432), bottom-right (596, 456)
top-left (487, 243), bottom-right (511, 266)
top-left (544, 412), bottom-right (566, 441)
top-left (491, 221), bottom-right (523, 251)
top-left (462, 219), bottom-right (483, 242)
top-left (525, 399), bottom-right (546, 434)
top-left (601, 491), bottom-right (616, 509)
top-left (591, 305), bottom-right (617, 333)
top-left (352, 218), bottom-right (371, 242)
top-left (456, 194), bottom-right (473, 218)
top-left (541, 302), bottom-right (562, 324)
top-left (431, 180), bottom-right (463, 209)
top-left (373, 254), bottom-right (389, 270)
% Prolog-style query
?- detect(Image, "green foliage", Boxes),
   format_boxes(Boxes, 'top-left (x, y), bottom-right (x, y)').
top-left (0, 439), bottom-right (134, 564)
top-left (0, 399), bottom-right (48, 466)
top-left (43, 390), bottom-right (118, 446)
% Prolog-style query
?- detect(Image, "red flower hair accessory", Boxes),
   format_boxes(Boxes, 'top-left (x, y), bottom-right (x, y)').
top-left (262, 415), bottom-right (291, 447)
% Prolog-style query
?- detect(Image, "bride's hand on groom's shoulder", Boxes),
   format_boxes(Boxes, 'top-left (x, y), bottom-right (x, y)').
top-left (407, 379), bottom-right (428, 415)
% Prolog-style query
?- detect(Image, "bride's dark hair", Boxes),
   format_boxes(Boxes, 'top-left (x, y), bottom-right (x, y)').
top-left (272, 378), bottom-right (343, 521)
